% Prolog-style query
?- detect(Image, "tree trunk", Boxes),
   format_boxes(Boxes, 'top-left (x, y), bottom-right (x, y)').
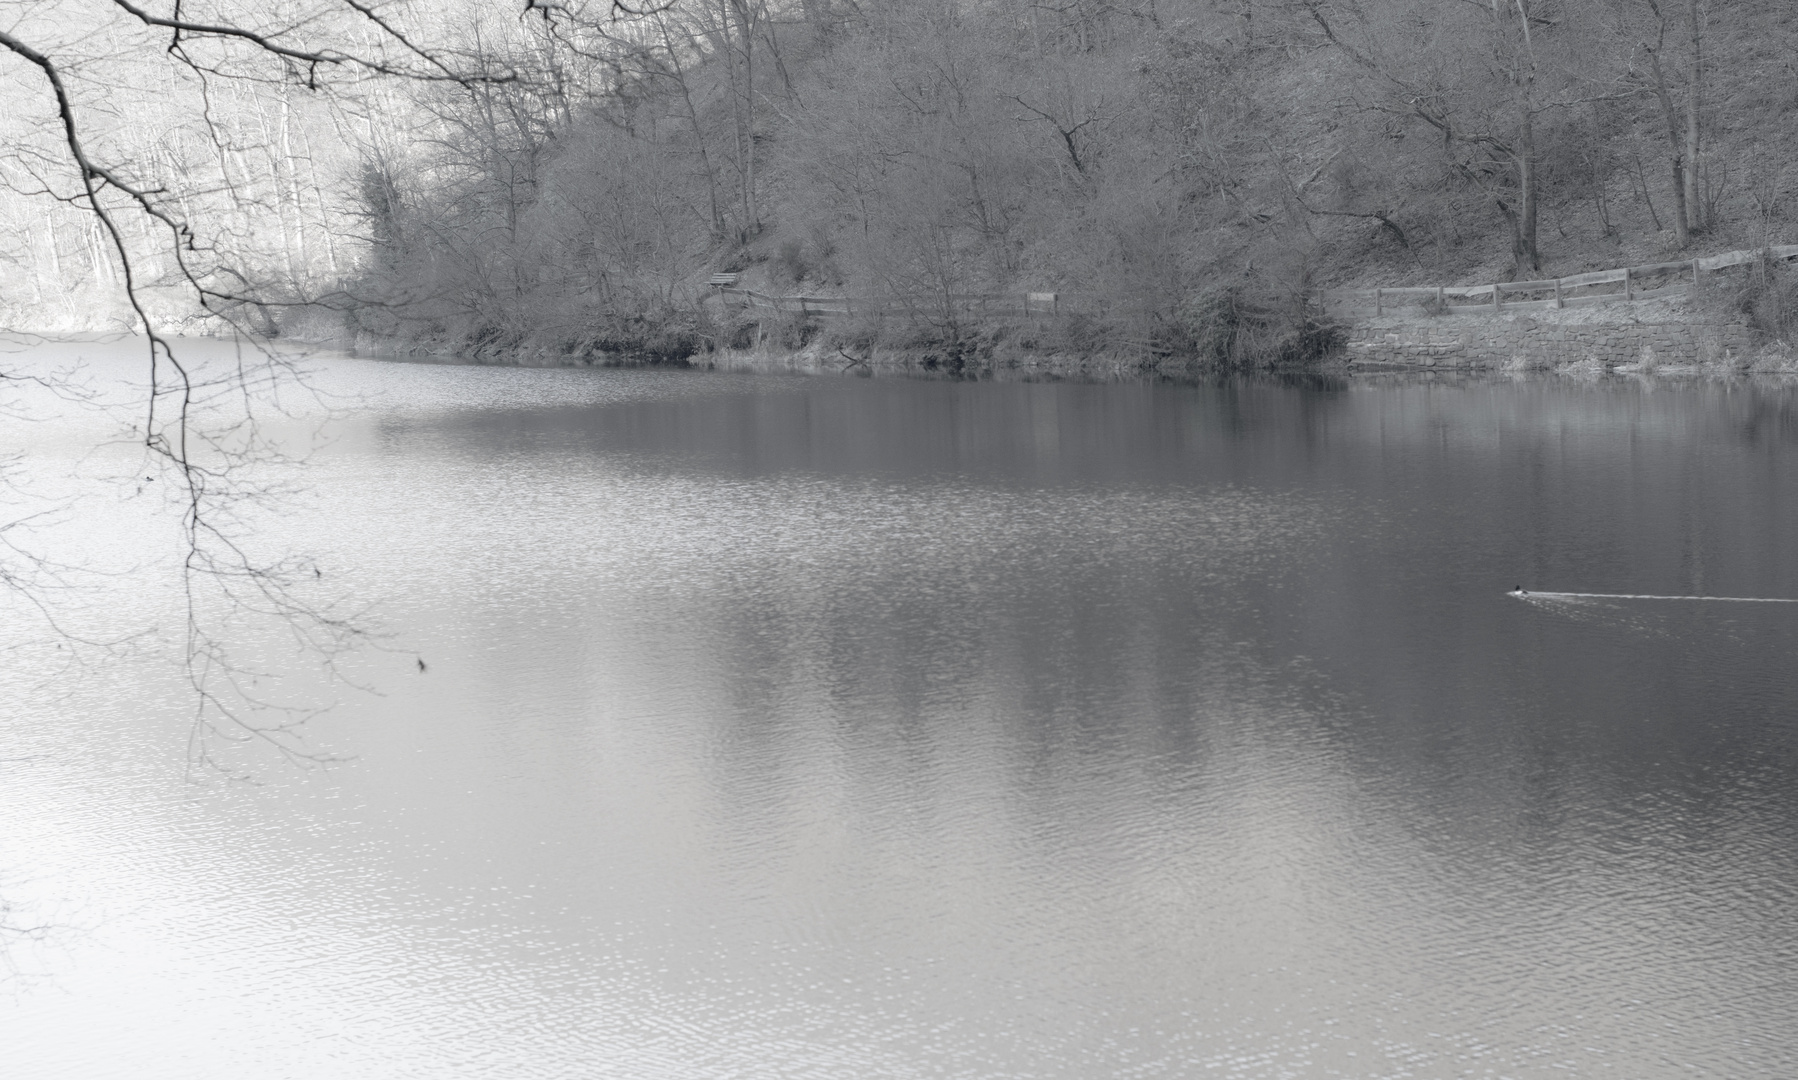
top-left (718, 0), bottom-right (749, 236)
top-left (1504, 1), bottom-right (1539, 276)
top-left (1518, 158), bottom-right (1538, 274)
top-left (740, 0), bottom-right (758, 235)
top-left (1684, 0), bottom-right (1704, 230)
top-left (661, 18), bottom-right (727, 239)
top-left (725, 0), bottom-right (760, 239)
top-left (1646, 45), bottom-right (1690, 247)
top-left (1496, 197), bottom-right (1529, 281)
top-left (1509, 105), bottom-right (1541, 277)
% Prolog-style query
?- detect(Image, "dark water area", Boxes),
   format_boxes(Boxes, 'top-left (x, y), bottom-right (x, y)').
top-left (3, 347), bottom-right (1796, 1077)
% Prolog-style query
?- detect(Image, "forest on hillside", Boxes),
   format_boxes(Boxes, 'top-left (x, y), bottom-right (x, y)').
top-left (5, 0), bottom-right (1798, 367)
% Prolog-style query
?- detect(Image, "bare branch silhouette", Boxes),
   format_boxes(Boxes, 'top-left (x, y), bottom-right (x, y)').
top-left (0, 4), bottom-right (526, 772)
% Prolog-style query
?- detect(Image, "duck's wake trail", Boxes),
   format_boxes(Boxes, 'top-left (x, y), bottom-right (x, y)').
top-left (1514, 591), bottom-right (1798, 603)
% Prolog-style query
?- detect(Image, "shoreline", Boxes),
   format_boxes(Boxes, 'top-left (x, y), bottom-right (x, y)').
top-left (21, 315), bottom-right (1787, 382)
top-left (306, 323), bottom-right (1798, 383)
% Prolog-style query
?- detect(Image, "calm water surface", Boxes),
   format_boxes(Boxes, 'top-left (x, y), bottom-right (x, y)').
top-left (2, 342), bottom-right (1796, 1078)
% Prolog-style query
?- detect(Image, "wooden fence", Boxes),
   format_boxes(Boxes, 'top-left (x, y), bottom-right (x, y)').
top-left (712, 242), bottom-right (1798, 323)
top-left (713, 287), bottom-right (1135, 320)
top-left (1327, 243), bottom-right (1798, 317)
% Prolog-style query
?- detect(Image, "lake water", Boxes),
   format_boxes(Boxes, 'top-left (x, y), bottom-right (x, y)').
top-left (3, 341), bottom-right (1797, 1078)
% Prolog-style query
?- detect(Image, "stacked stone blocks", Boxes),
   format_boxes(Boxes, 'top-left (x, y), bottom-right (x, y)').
top-left (1343, 317), bottom-right (1754, 368)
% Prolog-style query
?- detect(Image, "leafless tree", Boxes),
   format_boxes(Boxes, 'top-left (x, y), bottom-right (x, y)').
top-left (0, 0), bottom-right (652, 773)
top-left (1302, 0), bottom-right (1627, 278)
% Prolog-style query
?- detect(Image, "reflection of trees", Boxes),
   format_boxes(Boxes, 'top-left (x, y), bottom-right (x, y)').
top-left (493, 373), bottom-right (1798, 858)
top-left (1, 896), bottom-right (50, 953)
top-left (0, 871), bottom-right (62, 986)
top-left (0, 4), bottom-right (545, 771)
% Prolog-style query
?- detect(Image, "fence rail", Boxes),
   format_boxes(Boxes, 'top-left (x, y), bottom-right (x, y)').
top-left (1328, 244), bottom-right (1798, 316)
top-left (714, 287), bottom-right (1142, 320)
top-left (712, 243), bottom-right (1798, 324)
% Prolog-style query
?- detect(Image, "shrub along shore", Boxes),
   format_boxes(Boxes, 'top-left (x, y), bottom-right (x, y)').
top-left (318, 301), bottom-right (1347, 379)
top-left (308, 250), bottom-right (1798, 380)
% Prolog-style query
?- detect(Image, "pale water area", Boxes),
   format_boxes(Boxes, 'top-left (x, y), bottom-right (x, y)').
top-left (2, 338), bottom-right (1796, 1078)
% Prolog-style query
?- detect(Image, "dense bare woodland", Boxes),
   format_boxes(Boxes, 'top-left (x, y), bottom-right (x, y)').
top-left (4, 0), bottom-right (1798, 366)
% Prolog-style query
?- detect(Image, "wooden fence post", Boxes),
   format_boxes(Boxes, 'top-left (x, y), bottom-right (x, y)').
top-left (1624, 266), bottom-right (1632, 301)
top-left (1436, 286), bottom-right (1445, 311)
top-left (1375, 287), bottom-right (1383, 316)
top-left (1692, 258), bottom-right (1701, 288)
top-left (1492, 283), bottom-right (1501, 312)
top-left (1554, 278), bottom-right (1563, 309)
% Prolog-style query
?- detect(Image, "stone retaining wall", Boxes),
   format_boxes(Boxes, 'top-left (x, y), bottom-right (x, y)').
top-left (1344, 315), bottom-right (1754, 369)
